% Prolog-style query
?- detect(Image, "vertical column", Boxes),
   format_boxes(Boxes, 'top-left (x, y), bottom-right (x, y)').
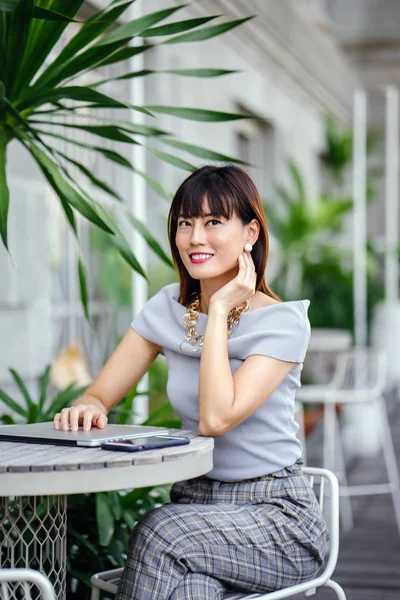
top-left (352, 89), bottom-right (368, 347)
top-left (384, 86), bottom-right (399, 304)
top-left (129, 1), bottom-right (149, 423)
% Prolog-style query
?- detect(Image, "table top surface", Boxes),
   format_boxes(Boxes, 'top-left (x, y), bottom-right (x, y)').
top-left (0, 429), bottom-right (214, 496)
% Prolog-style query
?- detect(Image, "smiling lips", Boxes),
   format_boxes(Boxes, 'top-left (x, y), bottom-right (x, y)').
top-left (189, 253), bottom-right (214, 264)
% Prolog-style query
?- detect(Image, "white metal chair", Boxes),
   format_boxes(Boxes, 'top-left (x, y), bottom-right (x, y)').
top-left (0, 569), bottom-right (55, 600)
top-left (296, 347), bottom-right (400, 534)
top-left (91, 467), bottom-right (345, 599)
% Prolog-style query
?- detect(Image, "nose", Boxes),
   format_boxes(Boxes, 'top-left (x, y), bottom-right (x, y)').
top-left (190, 222), bottom-right (207, 246)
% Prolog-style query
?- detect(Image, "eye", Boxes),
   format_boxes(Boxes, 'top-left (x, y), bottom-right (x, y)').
top-left (207, 219), bottom-right (221, 226)
top-left (178, 220), bottom-right (191, 227)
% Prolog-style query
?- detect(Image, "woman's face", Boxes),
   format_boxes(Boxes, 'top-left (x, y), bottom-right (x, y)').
top-left (175, 198), bottom-right (258, 281)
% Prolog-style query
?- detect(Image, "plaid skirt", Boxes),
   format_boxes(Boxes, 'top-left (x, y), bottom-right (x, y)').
top-left (115, 461), bottom-right (327, 600)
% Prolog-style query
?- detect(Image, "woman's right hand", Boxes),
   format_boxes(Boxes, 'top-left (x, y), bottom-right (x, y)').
top-left (53, 404), bottom-right (108, 432)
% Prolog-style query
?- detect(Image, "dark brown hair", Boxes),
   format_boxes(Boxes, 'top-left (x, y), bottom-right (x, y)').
top-left (167, 164), bottom-right (280, 306)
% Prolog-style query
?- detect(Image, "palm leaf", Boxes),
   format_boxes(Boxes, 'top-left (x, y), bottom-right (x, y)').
top-left (96, 5), bottom-right (187, 46)
top-left (91, 68), bottom-right (238, 88)
top-left (9, 368), bottom-right (33, 410)
top-left (31, 6), bottom-right (81, 22)
top-left (18, 85), bottom-right (131, 111)
top-left (163, 16), bottom-right (254, 44)
top-left (28, 141), bottom-right (116, 233)
top-left (30, 121), bottom-right (139, 144)
top-left (96, 493), bottom-right (115, 546)
top-left (165, 68), bottom-right (238, 78)
top-left (141, 15), bottom-right (219, 36)
top-left (38, 364), bottom-right (51, 414)
top-left (149, 147), bottom-right (196, 171)
top-left (14, 0), bottom-right (85, 93)
top-left (56, 151), bottom-right (120, 200)
top-left (123, 211), bottom-right (174, 268)
top-left (145, 105), bottom-right (251, 122)
top-left (159, 137), bottom-right (249, 164)
top-left (45, 1), bottom-right (133, 67)
top-left (33, 129), bottom-right (172, 201)
top-left (78, 256), bottom-right (89, 320)
top-left (0, 389), bottom-right (27, 418)
top-left (4, 0), bottom-right (33, 96)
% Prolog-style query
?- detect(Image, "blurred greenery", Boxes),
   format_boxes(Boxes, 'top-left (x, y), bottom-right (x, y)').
top-left (265, 115), bottom-right (383, 334)
top-left (0, 364), bottom-right (86, 424)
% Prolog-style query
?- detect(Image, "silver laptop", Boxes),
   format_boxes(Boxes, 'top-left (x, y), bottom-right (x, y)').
top-left (0, 422), bottom-right (169, 447)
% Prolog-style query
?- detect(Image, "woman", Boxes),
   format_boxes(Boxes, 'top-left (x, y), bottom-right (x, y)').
top-left (54, 165), bottom-right (327, 599)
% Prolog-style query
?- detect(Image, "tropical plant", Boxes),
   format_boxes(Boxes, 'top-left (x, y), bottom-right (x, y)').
top-left (0, 364), bottom-right (87, 424)
top-left (301, 244), bottom-right (383, 333)
top-left (265, 159), bottom-right (352, 299)
top-left (321, 114), bottom-right (380, 198)
top-left (0, 0), bottom-right (252, 315)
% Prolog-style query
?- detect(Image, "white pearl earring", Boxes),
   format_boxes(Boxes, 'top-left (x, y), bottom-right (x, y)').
top-left (244, 243), bottom-right (253, 252)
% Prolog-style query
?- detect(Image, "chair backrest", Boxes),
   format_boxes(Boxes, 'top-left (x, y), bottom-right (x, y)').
top-left (302, 466), bottom-right (339, 584)
top-left (331, 346), bottom-right (387, 398)
top-left (0, 569), bottom-right (55, 600)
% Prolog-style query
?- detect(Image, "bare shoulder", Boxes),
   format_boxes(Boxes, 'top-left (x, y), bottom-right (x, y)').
top-left (250, 291), bottom-right (281, 311)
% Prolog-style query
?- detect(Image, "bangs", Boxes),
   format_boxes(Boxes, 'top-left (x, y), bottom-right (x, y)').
top-left (174, 169), bottom-right (240, 220)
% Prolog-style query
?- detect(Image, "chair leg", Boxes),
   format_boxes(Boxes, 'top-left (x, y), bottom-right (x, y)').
top-left (334, 410), bottom-right (354, 532)
top-left (377, 397), bottom-right (400, 536)
top-left (323, 579), bottom-right (347, 599)
top-left (323, 403), bottom-right (354, 532)
top-left (91, 585), bottom-right (101, 600)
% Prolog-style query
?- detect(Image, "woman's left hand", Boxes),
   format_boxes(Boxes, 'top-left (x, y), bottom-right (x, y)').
top-left (209, 250), bottom-right (256, 315)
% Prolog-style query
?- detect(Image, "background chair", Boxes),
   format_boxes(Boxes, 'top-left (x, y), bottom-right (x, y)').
top-left (0, 568), bottom-right (55, 600)
top-left (296, 347), bottom-right (400, 534)
top-left (91, 467), bottom-right (345, 600)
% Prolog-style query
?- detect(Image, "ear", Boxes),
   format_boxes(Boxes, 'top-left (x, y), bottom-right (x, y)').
top-left (247, 219), bottom-right (260, 244)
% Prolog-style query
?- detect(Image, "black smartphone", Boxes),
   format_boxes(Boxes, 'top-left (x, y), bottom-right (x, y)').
top-left (101, 435), bottom-right (190, 452)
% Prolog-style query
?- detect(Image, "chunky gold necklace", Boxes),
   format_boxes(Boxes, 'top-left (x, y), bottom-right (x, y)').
top-left (183, 293), bottom-right (251, 349)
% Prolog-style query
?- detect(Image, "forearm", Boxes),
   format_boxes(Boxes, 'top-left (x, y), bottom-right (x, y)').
top-left (198, 304), bottom-right (235, 436)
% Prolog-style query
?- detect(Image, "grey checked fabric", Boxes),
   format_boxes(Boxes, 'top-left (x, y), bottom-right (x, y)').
top-left (115, 462), bottom-right (327, 599)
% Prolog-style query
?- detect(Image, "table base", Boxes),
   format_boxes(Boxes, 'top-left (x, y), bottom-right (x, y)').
top-left (0, 495), bottom-right (67, 599)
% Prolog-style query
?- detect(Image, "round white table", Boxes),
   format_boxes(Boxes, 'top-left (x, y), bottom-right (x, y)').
top-left (0, 429), bottom-right (214, 600)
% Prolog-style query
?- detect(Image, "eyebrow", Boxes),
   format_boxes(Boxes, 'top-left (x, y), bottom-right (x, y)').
top-left (177, 213), bottom-right (221, 219)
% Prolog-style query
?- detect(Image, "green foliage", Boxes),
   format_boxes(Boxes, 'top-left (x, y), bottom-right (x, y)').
top-left (0, 0), bottom-right (251, 315)
top-left (0, 365), bottom-right (87, 424)
top-left (302, 245), bottom-right (383, 333)
top-left (265, 159), bottom-right (353, 299)
top-left (266, 116), bottom-right (384, 331)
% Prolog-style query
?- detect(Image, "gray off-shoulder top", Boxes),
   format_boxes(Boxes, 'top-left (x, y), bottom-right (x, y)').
top-left (131, 283), bottom-right (310, 482)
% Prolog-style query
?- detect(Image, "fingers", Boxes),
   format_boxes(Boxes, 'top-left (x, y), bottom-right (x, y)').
top-left (242, 250), bottom-right (256, 295)
top-left (95, 412), bottom-right (108, 429)
top-left (69, 405), bottom-right (81, 432)
top-left (53, 405), bottom-right (107, 432)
